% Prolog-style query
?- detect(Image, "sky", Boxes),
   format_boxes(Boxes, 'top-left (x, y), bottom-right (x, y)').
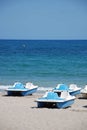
top-left (0, 0), bottom-right (87, 40)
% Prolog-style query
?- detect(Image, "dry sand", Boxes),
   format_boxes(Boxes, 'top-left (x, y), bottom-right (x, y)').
top-left (0, 92), bottom-right (87, 130)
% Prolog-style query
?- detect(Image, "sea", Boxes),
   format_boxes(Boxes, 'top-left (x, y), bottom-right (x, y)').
top-left (0, 40), bottom-right (87, 91)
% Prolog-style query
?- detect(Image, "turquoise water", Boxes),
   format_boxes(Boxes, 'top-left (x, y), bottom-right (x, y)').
top-left (0, 40), bottom-right (87, 88)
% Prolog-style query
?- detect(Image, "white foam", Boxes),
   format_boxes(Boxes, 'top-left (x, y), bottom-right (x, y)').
top-left (0, 85), bottom-right (11, 90)
top-left (37, 87), bottom-right (53, 91)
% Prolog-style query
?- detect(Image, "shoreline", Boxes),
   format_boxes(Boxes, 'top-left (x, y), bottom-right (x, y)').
top-left (0, 92), bottom-right (87, 130)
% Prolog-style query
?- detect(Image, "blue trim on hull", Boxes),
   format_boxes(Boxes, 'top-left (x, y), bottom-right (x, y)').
top-left (69, 90), bottom-right (81, 96)
top-left (21, 88), bottom-right (37, 96)
top-left (38, 102), bottom-right (46, 108)
top-left (37, 99), bottom-right (75, 109)
top-left (56, 99), bottom-right (74, 108)
top-left (7, 88), bottom-right (37, 96)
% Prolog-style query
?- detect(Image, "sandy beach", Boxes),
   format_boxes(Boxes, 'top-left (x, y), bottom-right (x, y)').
top-left (0, 92), bottom-right (87, 130)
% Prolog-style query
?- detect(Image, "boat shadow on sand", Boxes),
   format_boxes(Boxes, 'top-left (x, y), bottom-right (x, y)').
top-left (83, 105), bottom-right (87, 108)
top-left (31, 104), bottom-right (71, 109)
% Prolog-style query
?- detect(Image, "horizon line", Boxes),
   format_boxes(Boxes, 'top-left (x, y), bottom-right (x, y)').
top-left (0, 39), bottom-right (87, 41)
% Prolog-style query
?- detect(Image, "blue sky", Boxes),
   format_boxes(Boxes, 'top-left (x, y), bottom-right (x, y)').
top-left (0, 0), bottom-right (87, 39)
